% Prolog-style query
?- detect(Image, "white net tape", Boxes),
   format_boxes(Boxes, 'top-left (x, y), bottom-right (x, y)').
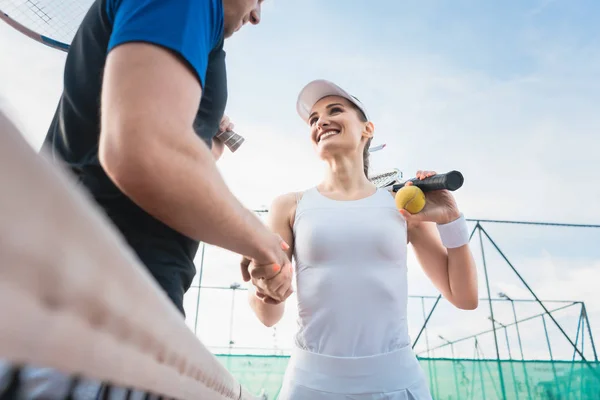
top-left (0, 109), bottom-right (259, 399)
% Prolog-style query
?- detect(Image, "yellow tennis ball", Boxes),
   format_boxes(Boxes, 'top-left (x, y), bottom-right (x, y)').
top-left (395, 185), bottom-right (426, 214)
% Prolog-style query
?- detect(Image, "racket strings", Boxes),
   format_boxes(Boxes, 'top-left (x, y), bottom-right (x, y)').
top-left (0, 0), bottom-right (89, 44)
top-left (369, 170), bottom-right (400, 188)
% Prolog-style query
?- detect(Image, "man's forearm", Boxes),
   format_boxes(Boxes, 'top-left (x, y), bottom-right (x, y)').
top-left (99, 44), bottom-right (274, 261)
top-left (101, 128), bottom-right (272, 261)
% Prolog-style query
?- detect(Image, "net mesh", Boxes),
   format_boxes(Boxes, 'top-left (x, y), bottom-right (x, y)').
top-left (215, 354), bottom-right (600, 400)
top-left (0, 0), bottom-right (91, 47)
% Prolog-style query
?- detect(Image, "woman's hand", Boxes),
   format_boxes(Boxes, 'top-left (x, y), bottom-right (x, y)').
top-left (399, 170), bottom-right (461, 226)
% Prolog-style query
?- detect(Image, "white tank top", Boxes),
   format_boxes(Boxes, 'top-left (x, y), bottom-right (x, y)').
top-left (292, 186), bottom-right (411, 357)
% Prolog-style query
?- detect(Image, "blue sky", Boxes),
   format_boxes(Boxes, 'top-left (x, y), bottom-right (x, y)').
top-left (1, 0), bottom-right (598, 361)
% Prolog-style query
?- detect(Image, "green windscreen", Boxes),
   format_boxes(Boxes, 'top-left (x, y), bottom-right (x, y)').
top-left (215, 354), bottom-right (600, 400)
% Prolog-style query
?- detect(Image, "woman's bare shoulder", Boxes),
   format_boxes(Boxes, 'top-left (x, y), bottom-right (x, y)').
top-left (270, 191), bottom-right (305, 225)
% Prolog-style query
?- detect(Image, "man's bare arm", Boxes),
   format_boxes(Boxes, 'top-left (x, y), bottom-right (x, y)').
top-left (99, 43), bottom-right (277, 262)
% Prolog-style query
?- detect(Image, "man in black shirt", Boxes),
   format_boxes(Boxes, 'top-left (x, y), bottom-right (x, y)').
top-left (43, 0), bottom-right (293, 317)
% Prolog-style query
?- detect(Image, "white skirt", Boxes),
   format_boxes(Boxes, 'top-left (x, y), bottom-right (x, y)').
top-left (278, 345), bottom-right (433, 400)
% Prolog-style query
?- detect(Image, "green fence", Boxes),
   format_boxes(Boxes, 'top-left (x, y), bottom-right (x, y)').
top-left (215, 354), bottom-right (600, 400)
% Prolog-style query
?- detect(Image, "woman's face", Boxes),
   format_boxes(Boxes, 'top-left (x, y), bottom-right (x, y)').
top-left (307, 96), bottom-right (373, 159)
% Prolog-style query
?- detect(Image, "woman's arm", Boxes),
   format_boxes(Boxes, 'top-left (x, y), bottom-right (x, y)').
top-left (248, 192), bottom-right (298, 327)
top-left (399, 170), bottom-right (478, 310)
top-left (408, 218), bottom-right (478, 310)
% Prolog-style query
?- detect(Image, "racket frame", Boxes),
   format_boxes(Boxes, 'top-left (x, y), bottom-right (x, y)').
top-left (0, 7), bottom-right (70, 51)
top-left (369, 168), bottom-right (403, 190)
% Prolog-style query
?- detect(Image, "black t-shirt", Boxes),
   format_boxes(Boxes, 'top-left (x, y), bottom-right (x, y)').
top-left (43, 0), bottom-right (228, 302)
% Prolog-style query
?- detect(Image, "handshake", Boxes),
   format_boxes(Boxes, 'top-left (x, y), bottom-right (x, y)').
top-left (239, 235), bottom-right (294, 304)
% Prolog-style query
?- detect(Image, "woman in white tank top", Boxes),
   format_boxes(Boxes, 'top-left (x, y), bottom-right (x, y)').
top-left (246, 80), bottom-right (479, 400)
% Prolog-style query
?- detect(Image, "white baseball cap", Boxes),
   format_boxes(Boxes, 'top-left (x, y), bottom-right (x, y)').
top-left (296, 79), bottom-right (370, 123)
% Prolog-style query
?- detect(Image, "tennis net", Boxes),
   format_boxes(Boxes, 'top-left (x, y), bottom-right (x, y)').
top-left (0, 109), bottom-right (260, 400)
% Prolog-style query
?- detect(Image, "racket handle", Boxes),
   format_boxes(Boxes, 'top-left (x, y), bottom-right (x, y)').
top-left (215, 130), bottom-right (245, 152)
top-left (393, 170), bottom-right (464, 192)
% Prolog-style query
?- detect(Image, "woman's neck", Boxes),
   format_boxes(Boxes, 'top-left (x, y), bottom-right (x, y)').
top-left (320, 154), bottom-right (374, 196)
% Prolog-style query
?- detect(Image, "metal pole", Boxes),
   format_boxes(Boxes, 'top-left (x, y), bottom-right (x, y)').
top-left (475, 339), bottom-right (487, 400)
top-left (490, 316), bottom-right (519, 399)
top-left (503, 326), bottom-right (519, 400)
top-left (541, 315), bottom-right (561, 395)
top-left (502, 296), bottom-right (525, 360)
top-left (413, 295), bottom-right (442, 349)
top-left (566, 308), bottom-right (584, 396)
top-left (582, 303), bottom-right (598, 361)
top-left (469, 339), bottom-right (477, 399)
top-left (421, 298), bottom-right (436, 398)
top-left (480, 226), bottom-right (597, 376)
top-left (506, 296), bottom-right (532, 400)
top-left (573, 306), bottom-right (584, 361)
top-left (440, 335), bottom-right (461, 399)
top-left (478, 226), bottom-right (507, 400)
top-left (193, 242), bottom-right (206, 335)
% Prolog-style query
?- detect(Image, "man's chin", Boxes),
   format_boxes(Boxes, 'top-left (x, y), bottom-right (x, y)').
top-left (223, 28), bottom-right (235, 38)
top-left (223, 24), bottom-right (239, 38)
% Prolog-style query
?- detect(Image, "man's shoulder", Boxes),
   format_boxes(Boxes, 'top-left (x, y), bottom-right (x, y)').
top-left (106, 0), bottom-right (224, 83)
top-left (106, 0), bottom-right (224, 37)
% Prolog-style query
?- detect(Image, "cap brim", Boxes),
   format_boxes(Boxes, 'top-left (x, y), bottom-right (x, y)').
top-left (296, 79), bottom-right (368, 123)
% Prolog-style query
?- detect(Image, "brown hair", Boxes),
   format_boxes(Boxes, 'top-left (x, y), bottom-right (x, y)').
top-left (349, 103), bottom-right (372, 179)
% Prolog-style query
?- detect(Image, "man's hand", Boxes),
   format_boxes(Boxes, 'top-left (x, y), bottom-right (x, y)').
top-left (219, 114), bottom-right (235, 133)
top-left (240, 236), bottom-right (293, 304)
top-left (211, 115), bottom-right (235, 160)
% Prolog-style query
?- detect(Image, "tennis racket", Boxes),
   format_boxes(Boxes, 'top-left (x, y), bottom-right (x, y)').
top-left (370, 169), bottom-right (464, 193)
top-left (369, 168), bottom-right (403, 188)
top-left (368, 143), bottom-right (386, 153)
top-left (0, 0), bottom-right (91, 51)
top-left (393, 170), bottom-right (464, 192)
top-left (215, 130), bottom-right (245, 153)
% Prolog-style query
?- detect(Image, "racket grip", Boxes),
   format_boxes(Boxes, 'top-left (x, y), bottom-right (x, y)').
top-left (215, 130), bottom-right (245, 152)
top-left (393, 170), bottom-right (464, 192)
